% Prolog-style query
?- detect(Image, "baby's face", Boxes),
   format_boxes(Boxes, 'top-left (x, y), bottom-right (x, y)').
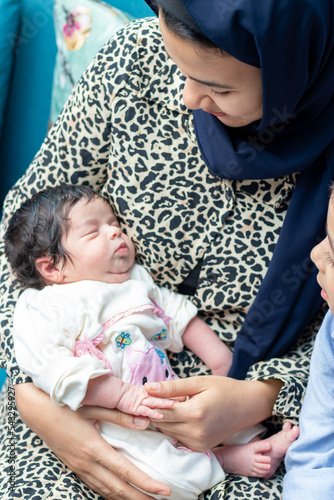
top-left (59, 196), bottom-right (135, 284)
top-left (311, 195), bottom-right (334, 315)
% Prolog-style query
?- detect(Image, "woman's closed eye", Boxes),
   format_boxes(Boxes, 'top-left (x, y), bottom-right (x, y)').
top-left (211, 88), bottom-right (230, 96)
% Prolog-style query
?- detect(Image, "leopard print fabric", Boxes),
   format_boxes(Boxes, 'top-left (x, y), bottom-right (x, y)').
top-left (0, 18), bottom-right (326, 499)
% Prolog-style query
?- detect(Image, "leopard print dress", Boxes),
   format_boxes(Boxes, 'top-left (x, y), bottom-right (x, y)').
top-left (0, 18), bottom-right (325, 500)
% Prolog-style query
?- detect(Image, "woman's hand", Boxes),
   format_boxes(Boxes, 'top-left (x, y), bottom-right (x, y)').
top-left (15, 383), bottom-right (171, 499)
top-left (146, 376), bottom-right (282, 451)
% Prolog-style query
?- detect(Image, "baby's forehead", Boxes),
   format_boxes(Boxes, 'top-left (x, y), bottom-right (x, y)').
top-left (66, 196), bottom-right (114, 224)
top-left (69, 195), bottom-right (110, 212)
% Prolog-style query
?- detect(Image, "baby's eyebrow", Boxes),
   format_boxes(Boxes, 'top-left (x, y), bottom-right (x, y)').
top-left (72, 218), bottom-right (98, 233)
top-left (77, 218), bottom-right (98, 227)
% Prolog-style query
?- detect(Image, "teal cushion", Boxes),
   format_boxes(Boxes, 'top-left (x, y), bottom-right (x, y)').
top-left (0, 0), bottom-right (22, 138)
top-left (50, 0), bottom-right (138, 123)
top-left (0, 369), bottom-right (6, 390)
top-left (103, 1), bottom-right (152, 18)
top-left (0, 0), bottom-right (57, 207)
top-left (0, 0), bottom-right (151, 207)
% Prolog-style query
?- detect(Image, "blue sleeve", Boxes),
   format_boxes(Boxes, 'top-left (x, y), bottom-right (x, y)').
top-left (283, 310), bottom-right (334, 499)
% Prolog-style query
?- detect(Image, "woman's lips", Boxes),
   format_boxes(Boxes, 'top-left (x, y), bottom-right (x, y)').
top-left (321, 288), bottom-right (328, 301)
top-left (204, 110), bottom-right (228, 117)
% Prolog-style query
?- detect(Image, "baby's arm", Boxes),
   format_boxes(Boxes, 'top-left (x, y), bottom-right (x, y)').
top-left (182, 316), bottom-right (232, 376)
top-left (81, 374), bottom-right (174, 419)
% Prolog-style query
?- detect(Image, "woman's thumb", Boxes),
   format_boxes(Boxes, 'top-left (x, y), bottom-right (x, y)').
top-left (145, 376), bottom-right (203, 398)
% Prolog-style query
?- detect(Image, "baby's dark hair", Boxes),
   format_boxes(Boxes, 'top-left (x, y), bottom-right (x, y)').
top-left (4, 184), bottom-right (104, 290)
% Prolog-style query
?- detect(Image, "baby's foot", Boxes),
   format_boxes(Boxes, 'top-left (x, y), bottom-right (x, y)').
top-left (213, 421), bottom-right (299, 478)
top-left (213, 439), bottom-right (272, 477)
top-left (261, 421), bottom-right (299, 479)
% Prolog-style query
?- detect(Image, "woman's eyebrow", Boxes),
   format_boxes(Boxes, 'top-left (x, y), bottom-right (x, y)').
top-left (187, 75), bottom-right (234, 89)
top-left (164, 47), bottom-right (233, 89)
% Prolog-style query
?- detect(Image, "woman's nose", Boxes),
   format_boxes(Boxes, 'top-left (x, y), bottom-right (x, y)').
top-left (182, 78), bottom-right (214, 110)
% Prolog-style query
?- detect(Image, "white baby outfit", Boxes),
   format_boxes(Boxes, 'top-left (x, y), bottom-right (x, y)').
top-left (13, 264), bottom-right (262, 499)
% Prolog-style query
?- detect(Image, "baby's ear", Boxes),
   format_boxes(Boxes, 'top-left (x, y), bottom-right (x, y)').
top-left (35, 256), bottom-right (63, 284)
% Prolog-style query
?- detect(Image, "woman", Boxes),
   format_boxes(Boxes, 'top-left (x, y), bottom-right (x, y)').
top-left (1, 0), bottom-right (333, 498)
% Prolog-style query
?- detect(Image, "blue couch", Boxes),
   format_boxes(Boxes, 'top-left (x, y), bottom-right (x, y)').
top-left (0, 0), bottom-right (152, 206)
top-left (0, 0), bottom-right (152, 389)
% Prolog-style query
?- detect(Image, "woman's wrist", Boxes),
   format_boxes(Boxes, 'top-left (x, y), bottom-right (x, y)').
top-left (248, 378), bottom-right (283, 420)
top-left (14, 381), bottom-right (36, 408)
top-left (15, 382), bottom-right (51, 427)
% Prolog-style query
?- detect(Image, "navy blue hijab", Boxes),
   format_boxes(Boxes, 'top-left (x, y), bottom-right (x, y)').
top-left (145, 0), bottom-right (334, 379)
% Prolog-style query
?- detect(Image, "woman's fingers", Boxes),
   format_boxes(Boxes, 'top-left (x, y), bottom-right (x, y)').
top-left (74, 439), bottom-right (171, 499)
top-left (96, 445), bottom-right (171, 498)
top-left (145, 376), bottom-right (258, 451)
top-left (15, 384), bottom-right (169, 499)
top-left (148, 376), bottom-right (280, 452)
top-left (150, 399), bottom-right (212, 451)
top-left (64, 418), bottom-right (171, 498)
top-left (75, 471), bottom-right (161, 500)
top-left (75, 467), bottom-right (167, 500)
top-left (78, 405), bottom-right (150, 430)
top-left (145, 376), bottom-right (207, 399)
top-left (52, 418), bottom-right (171, 499)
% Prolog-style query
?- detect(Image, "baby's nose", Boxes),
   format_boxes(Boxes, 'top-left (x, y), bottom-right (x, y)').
top-left (109, 226), bottom-right (122, 239)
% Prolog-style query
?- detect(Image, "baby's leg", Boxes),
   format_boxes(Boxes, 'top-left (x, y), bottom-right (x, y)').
top-left (213, 421), bottom-right (299, 478)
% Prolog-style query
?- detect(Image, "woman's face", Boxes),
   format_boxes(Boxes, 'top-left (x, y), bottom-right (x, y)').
top-left (159, 15), bottom-right (263, 128)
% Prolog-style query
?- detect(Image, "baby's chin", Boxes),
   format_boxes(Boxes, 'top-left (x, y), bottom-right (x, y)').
top-left (105, 267), bottom-right (134, 284)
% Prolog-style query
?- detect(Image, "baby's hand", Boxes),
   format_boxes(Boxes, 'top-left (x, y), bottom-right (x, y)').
top-left (211, 366), bottom-right (229, 377)
top-left (116, 382), bottom-right (174, 419)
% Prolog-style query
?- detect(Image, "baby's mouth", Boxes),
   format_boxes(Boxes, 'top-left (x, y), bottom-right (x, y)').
top-left (116, 242), bottom-right (128, 254)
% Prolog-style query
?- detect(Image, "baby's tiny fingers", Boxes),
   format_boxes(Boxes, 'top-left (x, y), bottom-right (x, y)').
top-left (147, 409), bottom-right (164, 420)
top-left (137, 405), bottom-right (164, 420)
top-left (144, 397), bottom-right (174, 408)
